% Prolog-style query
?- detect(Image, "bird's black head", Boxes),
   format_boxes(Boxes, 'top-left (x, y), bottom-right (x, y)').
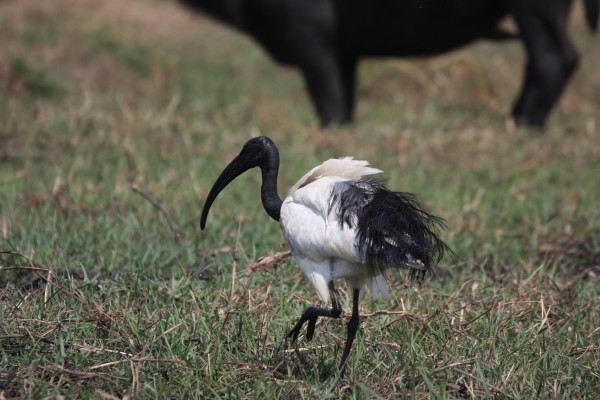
top-left (200, 136), bottom-right (281, 229)
top-left (238, 136), bottom-right (276, 167)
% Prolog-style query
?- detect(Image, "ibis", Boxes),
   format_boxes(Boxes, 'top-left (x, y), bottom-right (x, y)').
top-left (201, 136), bottom-right (451, 372)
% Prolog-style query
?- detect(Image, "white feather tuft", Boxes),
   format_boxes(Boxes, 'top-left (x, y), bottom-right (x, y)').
top-left (287, 157), bottom-right (382, 196)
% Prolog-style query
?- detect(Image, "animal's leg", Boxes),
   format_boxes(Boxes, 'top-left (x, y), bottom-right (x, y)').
top-left (339, 288), bottom-right (360, 372)
top-left (508, 0), bottom-right (579, 126)
top-left (290, 36), bottom-right (351, 126)
top-left (340, 56), bottom-right (358, 123)
top-left (287, 281), bottom-right (341, 342)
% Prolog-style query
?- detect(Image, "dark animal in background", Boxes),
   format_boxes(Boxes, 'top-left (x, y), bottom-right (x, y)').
top-left (181, 0), bottom-right (599, 127)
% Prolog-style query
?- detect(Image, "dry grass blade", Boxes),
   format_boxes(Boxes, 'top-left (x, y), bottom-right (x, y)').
top-left (244, 250), bottom-right (292, 273)
top-left (71, 342), bottom-right (134, 358)
top-left (0, 250), bottom-right (43, 268)
top-left (283, 343), bottom-right (336, 353)
top-left (48, 364), bottom-right (126, 384)
top-left (0, 265), bottom-right (49, 272)
top-left (358, 310), bottom-right (424, 320)
top-left (432, 359), bottom-right (478, 373)
top-left (131, 185), bottom-right (185, 246)
top-left (95, 389), bottom-right (124, 400)
top-left (0, 334), bottom-right (56, 345)
top-left (457, 369), bottom-right (514, 399)
top-left (89, 358), bottom-right (190, 371)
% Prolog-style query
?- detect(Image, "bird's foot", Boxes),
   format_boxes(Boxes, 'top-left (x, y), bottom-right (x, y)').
top-left (286, 325), bottom-right (301, 343)
top-left (306, 318), bottom-right (317, 341)
top-left (286, 315), bottom-right (318, 343)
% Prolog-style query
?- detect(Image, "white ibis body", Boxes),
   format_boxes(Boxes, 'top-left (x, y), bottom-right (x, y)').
top-left (201, 136), bottom-right (450, 372)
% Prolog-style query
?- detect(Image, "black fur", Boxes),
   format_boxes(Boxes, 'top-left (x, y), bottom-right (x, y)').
top-left (181, 0), bottom-right (599, 127)
top-left (330, 180), bottom-right (450, 280)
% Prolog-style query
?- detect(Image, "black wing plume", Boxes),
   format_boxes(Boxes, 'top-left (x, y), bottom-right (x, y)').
top-left (330, 179), bottom-right (451, 280)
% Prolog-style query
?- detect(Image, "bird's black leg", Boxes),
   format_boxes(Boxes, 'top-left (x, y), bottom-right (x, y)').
top-left (339, 288), bottom-right (360, 372)
top-left (287, 281), bottom-right (341, 342)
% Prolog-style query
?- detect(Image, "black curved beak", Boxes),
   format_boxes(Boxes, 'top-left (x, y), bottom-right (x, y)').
top-left (200, 154), bottom-right (255, 230)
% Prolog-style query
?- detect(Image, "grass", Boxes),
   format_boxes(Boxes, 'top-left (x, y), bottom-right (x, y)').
top-left (1, 0), bottom-right (599, 398)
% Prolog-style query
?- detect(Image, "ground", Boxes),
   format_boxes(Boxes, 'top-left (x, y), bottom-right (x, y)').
top-left (0, 0), bottom-right (599, 398)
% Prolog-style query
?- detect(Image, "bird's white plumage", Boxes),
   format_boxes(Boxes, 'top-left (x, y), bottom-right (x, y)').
top-left (286, 157), bottom-right (382, 197)
top-left (280, 157), bottom-right (388, 303)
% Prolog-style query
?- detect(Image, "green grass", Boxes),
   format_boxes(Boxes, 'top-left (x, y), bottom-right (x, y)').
top-left (1, 0), bottom-right (599, 398)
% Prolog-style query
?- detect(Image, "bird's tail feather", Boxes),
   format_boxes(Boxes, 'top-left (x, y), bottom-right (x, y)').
top-left (331, 180), bottom-right (452, 280)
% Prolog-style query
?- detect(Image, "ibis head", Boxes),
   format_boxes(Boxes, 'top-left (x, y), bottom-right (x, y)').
top-left (200, 136), bottom-right (282, 230)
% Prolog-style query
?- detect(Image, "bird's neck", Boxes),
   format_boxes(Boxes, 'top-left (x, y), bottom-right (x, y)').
top-left (260, 153), bottom-right (283, 222)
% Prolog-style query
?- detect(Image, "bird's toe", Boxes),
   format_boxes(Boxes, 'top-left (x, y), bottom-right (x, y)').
top-left (306, 317), bottom-right (317, 341)
top-left (287, 326), bottom-right (301, 343)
